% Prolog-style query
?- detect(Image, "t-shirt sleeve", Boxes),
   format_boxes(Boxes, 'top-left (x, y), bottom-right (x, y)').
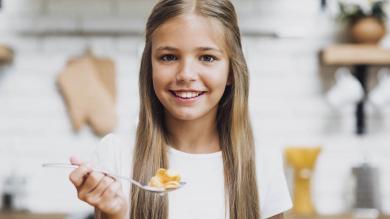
top-left (257, 147), bottom-right (293, 219)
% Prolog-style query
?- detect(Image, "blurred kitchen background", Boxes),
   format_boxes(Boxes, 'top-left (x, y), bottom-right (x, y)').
top-left (1, 0), bottom-right (390, 218)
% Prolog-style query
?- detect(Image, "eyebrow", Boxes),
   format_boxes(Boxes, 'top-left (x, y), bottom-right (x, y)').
top-left (156, 46), bottom-right (224, 54)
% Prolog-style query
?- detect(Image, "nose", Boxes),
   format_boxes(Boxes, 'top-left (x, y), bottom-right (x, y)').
top-left (176, 57), bottom-right (196, 83)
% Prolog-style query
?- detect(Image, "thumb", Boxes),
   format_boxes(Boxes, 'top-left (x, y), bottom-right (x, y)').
top-left (70, 155), bottom-right (84, 165)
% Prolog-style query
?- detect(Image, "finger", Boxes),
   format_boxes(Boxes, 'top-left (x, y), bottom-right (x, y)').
top-left (70, 155), bottom-right (84, 165)
top-left (83, 176), bottom-right (115, 206)
top-left (89, 175), bottom-right (115, 197)
top-left (78, 171), bottom-right (106, 199)
top-left (69, 163), bottom-right (92, 188)
top-left (98, 197), bottom-right (121, 214)
top-left (101, 180), bottom-right (121, 200)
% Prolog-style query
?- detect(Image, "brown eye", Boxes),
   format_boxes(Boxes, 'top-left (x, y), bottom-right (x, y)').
top-left (160, 54), bottom-right (177, 62)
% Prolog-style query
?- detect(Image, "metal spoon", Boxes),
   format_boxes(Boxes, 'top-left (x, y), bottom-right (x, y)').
top-left (42, 163), bottom-right (186, 194)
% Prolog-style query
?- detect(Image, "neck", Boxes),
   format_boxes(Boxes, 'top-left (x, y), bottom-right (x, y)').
top-left (165, 110), bottom-right (220, 154)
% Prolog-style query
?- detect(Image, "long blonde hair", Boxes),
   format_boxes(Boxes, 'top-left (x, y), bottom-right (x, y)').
top-left (131, 0), bottom-right (260, 218)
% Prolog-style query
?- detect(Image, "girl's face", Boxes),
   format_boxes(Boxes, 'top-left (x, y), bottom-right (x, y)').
top-left (151, 14), bottom-right (230, 121)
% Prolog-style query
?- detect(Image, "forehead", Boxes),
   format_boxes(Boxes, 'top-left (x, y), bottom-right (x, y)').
top-left (152, 14), bottom-right (226, 52)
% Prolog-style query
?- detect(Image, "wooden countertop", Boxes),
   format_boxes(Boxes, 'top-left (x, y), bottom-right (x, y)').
top-left (1, 212), bottom-right (389, 219)
top-left (286, 213), bottom-right (390, 219)
top-left (0, 212), bottom-right (66, 219)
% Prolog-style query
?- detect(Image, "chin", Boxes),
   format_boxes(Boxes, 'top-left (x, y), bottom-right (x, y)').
top-left (169, 110), bottom-right (205, 121)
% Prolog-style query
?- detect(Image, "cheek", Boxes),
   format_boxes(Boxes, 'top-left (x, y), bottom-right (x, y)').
top-left (203, 63), bottom-right (230, 91)
top-left (152, 72), bottom-right (166, 97)
top-left (152, 70), bottom-right (164, 98)
top-left (152, 62), bottom-right (170, 90)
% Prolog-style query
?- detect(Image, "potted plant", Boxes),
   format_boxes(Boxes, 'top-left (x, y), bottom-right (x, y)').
top-left (337, 0), bottom-right (388, 44)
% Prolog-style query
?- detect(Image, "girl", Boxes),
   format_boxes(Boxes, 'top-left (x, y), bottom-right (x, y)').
top-left (69, 0), bottom-right (292, 219)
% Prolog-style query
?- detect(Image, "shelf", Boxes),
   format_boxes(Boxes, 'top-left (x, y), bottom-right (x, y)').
top-left (322, 44), bottom-right (390, 65)
top-left (320, 44), bottom-right (390, 135)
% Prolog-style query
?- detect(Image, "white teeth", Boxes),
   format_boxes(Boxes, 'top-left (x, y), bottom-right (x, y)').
top-left (174, 91), bottom-right (202, 99)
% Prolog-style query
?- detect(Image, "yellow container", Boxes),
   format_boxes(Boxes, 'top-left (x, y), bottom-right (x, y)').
top-left (285, 147), bottom-right (321, 215)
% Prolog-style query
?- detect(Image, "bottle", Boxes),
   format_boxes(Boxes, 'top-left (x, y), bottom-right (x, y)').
top-left (1, 174), bottom-right (28, 212)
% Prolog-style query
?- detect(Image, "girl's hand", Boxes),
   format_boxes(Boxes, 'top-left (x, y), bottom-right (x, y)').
top-left (68, 156), bottom-right (128, 219)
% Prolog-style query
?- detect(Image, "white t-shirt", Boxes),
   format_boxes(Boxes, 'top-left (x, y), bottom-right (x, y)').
top-left (91, 133), bottom-right (292, 219)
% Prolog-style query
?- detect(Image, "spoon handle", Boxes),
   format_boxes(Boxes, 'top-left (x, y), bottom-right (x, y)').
top-left (42, 163), bottom-right (144, 188)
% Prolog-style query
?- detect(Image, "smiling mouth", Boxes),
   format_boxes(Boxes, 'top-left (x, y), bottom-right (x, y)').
top-left (170, 90), bottom-right (206, 99)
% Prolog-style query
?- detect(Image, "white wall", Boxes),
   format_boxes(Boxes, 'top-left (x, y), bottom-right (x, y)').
top-left (0, 0), bottom-right (390, 215)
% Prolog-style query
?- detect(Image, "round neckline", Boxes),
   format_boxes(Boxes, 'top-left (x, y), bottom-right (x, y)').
top-left (168, 146), bottom-right (222, 159)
